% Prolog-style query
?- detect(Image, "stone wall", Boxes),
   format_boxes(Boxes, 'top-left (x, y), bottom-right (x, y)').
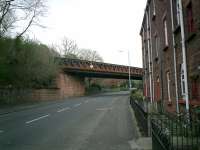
top-left (0, 72), bottom-right (86, 103)
top-left (30, 89), bottom-right (62, 101)
top-left (30, 72), bottom-right (85, 101)
top-left (57, 72), bottom-right (85, 98)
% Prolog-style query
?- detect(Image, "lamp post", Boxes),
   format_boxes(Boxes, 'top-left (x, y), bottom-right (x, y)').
top-left (119, 50), bottom-right (132, 91)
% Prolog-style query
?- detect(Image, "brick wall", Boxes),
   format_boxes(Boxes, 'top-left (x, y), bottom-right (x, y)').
top-left (30, 89), bottom-right (62, 101)
top-left (90, 78), bottom-right (127, 88)
top-left (182, 0), bottom-right (200, 101)
top-left (140, 0), bottom-right (200, 114)
top-left (57, 72), bottom-right (85, 98)
top-left (25, 72), bottom-right (86, 101)
top-left (0, 72), bottom-right (86, 102)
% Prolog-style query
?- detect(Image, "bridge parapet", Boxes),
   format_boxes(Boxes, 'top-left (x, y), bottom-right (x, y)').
top-left (60, 58), bottom-right (143, 79)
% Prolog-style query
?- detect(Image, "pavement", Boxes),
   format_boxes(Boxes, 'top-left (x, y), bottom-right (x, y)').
top-left (0, 91), bottom-right (152, 150)
top-left (128, 102), bottom-right (152, 150)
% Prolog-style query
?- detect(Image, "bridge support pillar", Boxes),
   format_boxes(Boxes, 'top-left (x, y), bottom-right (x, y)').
top-left (57, 72), bottom-right (86, 98)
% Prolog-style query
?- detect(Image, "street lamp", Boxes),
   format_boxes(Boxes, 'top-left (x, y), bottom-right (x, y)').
top-left (118, 50), bottom-right (132, 91)
top-left (90, 63), bottom-right (94, 69)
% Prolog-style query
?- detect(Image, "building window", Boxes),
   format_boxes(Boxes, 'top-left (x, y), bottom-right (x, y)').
top-left (155, 77), bottom-right (161, 100)
top-left (176, 0), bottom-right (180, 25)
top-left (163, 18), bottom-right (169, 47)
top-left (192, 80), bottom-right (199, 100)
top-left (174, 0), bottom-right (180, 26)
top-left (167, 72), bottom-right (171, 102)
top-left (154, 34), bottom-right (160, 58)
top-left (153, 0), bottom-right (156, 17)
top-left (186, 2), bottom-right (194, 33)
top-left (180, 64), bottom-right (186, 97)
top-left (172, 0), bottom-right (180, 26)
top-left (144, 82), bottom-right (148, 97)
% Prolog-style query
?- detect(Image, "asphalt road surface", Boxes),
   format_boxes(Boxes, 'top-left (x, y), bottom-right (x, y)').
top-left (0, 91), bottom-right (139, 150)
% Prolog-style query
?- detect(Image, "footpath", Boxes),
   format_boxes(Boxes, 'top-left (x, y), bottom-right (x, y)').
top-left (129, 104), bottom-right (152, 150)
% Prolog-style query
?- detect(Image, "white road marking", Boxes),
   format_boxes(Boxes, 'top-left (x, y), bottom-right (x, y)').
top-left (84, 100), bottom-right (89, 103)
top-left (26, 114), bottom-right (50, 124)
top-left (57, 107), bottom-right (71, 113)
top-left (96, 107), bottom-right (112, 111)
top-left (0, 130), bottom-right (4, 133)
top-left (74, 103), bottom-right (82, 107)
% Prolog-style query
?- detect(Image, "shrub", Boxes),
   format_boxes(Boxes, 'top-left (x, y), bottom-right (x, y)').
top-left (86, 83), bottom-right (102, 94)
top-left (0, 37), bottom-right (59, 89)
top-left (131, 89), bottom-right (144, 101)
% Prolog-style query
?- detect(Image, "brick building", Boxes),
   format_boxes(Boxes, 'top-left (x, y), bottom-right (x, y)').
top-left (140, 0), bottom-right (200, 114)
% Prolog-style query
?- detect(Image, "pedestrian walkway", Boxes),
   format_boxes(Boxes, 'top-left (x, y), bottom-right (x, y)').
top-left (129, 138), bottom-right (152, 150)
top-left (129, 105), bottom-right (152, 150)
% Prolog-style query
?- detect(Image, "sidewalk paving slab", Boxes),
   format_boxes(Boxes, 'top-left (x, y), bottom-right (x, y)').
top-left (129, 103), bottom-right (152, 150)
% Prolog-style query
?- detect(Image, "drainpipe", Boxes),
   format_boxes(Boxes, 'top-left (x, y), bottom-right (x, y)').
top-left (170, 0), bottom-right (179, 114)
top-left (146, 10), bottom-right (153, 104)
top-left (148, 6), bottom-right (155, 105)
top-left (178, 0), bottom-right (190, 117)
top-left (142, 28), bottom-right (148, 98)
top-left (160, 48), bottom-right (165, 113)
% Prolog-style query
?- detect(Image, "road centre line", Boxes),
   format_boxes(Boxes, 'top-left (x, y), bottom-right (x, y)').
top-left (74, 103), bottom-right (82, 107)
top-left (26, 114), bottom-right (50, 124)
top-left (57, 107), bottom-right (71, 113)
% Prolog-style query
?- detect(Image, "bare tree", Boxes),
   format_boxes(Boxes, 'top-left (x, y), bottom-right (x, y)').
top-left (0, 0), bottom-right (47, 38)
top-left (60, 37), bottom-right (103, 62)
top-left (48, 43), bottom-right (60, 57)
top-left (16, 0), bottom-right (47, 38)
top-left (62, 37), bottom-right (79, 58)
top-left (78, 49), bottom-right (103, 62)
top-left (0, 0), bottom-right (14, 37)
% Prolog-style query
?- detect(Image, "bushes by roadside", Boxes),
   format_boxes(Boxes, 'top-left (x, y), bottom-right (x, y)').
top-left (131, 89), bottom-right (144, 101)
top-left (86, 83), bottom-right (102, 95)
top-left (0, 37), bottom-right (59, 89)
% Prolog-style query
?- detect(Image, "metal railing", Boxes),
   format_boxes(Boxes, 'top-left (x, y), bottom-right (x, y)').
top-left (151, 113), bottom-right (200, 150)
top-left (130, 97), bottom-right (149, 136)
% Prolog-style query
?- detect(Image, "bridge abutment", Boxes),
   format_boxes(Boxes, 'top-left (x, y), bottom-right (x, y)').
top-left (57, 72), bottom-right (86, 98)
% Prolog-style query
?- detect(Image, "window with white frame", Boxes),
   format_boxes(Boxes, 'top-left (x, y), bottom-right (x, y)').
top-left (142, 29), bottom-right (147, 70)
top-left (173, 0), bottom-right (180, 26)
top-left (186, 2), bottom-right (195, 33)
top-left (180, 64), bottom-right (186, 96)
top-left (163, 18), bottom-right (169, 47)
top-left (154, 34), bottom-right (160, 58)
top-left (153, 0), bottom-right (156, 17)
top-left (175, 0), bottom-right (180, 26)
top-left (156, 77), bottom-right (160, 100)
top-left (167, 71), bottom-right (171, 102)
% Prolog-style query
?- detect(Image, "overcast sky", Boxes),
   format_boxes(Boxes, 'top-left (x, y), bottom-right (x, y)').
top-left (30, 0), bottom-right (147, 67)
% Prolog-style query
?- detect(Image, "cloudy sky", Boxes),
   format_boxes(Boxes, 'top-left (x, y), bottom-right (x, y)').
top-left (30, 0), bottom-right (147, 67)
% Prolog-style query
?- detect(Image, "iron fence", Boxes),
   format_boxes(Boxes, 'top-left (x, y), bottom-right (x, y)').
top-left (151, 113), bottom-right (200, 150)
top-left (130, 97), bottom-right (149, 136)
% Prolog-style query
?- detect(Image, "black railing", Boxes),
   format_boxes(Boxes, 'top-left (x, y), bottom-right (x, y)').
top-left (151, 113), bottom-right (200, 150)
top-left (130, 97), bottom-right (149, 136)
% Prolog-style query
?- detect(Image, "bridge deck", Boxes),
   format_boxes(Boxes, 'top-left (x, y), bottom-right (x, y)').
top-left (60, 58), bottom-right (143, 80)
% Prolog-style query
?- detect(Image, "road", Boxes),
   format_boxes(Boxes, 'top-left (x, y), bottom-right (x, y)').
top-left (0, 91), bottom-right (139, 150)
